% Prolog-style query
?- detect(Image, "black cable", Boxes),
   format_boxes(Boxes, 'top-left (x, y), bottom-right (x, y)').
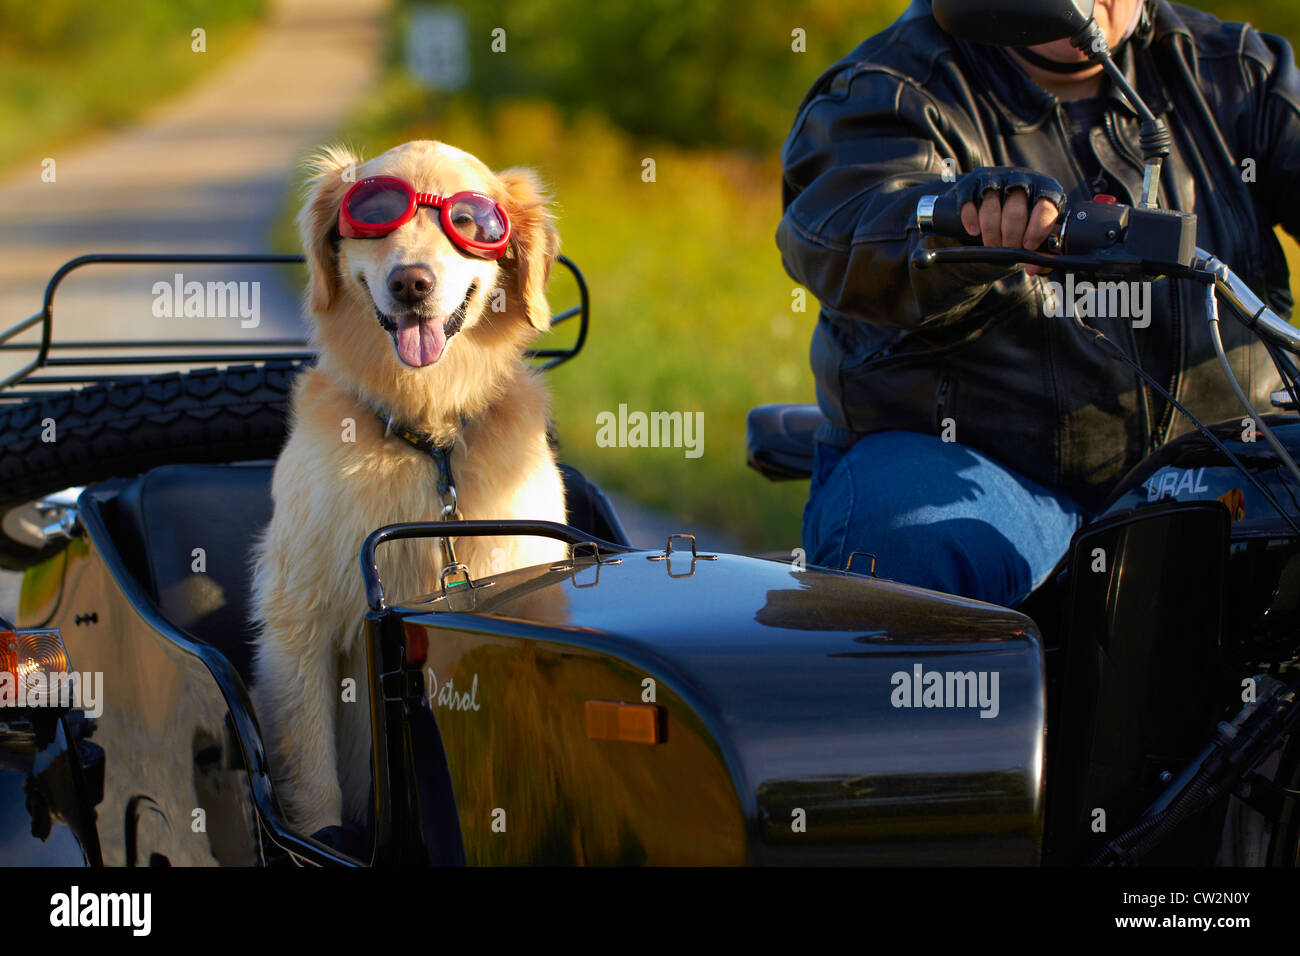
top-left (1264, 338), bottom-right (1300, 411)
top-left (1076, 317), bottom-right (1300, 535)
top-left (1258, 341), bottom-right (1300, 516)
top-left (1207, 310), bottom-right (1300, 489)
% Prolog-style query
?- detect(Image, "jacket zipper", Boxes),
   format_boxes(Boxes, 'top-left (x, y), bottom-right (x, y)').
top-left (935, 373), bottom-right (953, 435)
top-left (1127, 314), bottom-right (1155, 452)
top-left (1158, 281), bottom-right (1180, 444)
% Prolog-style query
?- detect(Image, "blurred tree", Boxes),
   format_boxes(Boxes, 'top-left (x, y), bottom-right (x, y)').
top-left (0, 0), bottom-right (263, 54)
top-left (403, 0), bottom-right (1299, 154)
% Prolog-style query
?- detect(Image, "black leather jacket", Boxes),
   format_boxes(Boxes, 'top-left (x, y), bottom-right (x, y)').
top-left (777, 0), bottom-right (1300, 509)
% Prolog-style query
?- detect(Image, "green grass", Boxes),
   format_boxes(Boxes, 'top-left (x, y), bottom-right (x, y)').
top-left (0, 0), bottom-right (265, 172)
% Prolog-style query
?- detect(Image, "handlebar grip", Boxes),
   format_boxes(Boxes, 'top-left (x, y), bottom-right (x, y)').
top-left (917, 194), bottom-right (979, 242)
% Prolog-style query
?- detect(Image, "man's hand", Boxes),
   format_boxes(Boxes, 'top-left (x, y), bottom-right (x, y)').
top-left (953, 167), bottom-right (1066, 276)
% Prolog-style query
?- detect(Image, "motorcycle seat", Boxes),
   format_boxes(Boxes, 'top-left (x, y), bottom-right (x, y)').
top-left (746, 403), bottom-right (825, 481)
top-left (115, 463), bottom-right (273, 686)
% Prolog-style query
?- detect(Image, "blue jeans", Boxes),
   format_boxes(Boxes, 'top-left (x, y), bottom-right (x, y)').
top-left (803, 430), bottom-right (1090, 607)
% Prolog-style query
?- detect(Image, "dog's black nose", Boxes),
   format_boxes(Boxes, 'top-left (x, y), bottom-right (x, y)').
top-left (387, 265), bottom-right (435, 307)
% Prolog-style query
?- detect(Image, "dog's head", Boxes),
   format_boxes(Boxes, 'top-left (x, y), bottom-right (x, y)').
top-left (297, 141), bottom-right (558, 394)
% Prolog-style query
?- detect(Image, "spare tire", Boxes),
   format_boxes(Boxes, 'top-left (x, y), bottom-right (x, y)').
top-left (0, 360), bottom-right (306, 569)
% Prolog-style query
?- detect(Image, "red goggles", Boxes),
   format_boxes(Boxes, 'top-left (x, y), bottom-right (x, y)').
top-left (337, 176), bottom-right (511, 259)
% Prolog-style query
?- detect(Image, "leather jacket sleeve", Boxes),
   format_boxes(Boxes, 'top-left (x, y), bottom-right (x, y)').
top-left (776, 64), bottom-right (1031, 333)
top-left (1245, 30), bottom-right (1300, 240)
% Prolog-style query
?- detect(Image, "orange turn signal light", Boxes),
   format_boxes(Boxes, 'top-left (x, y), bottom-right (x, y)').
top-left (0, 628), bottom-right (71, 706)
top-left (584, 700), bottom-right (666, 745)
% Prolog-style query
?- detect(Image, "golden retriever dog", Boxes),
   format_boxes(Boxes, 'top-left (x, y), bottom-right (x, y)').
top-left (250, 140), bottom-right (567, 837)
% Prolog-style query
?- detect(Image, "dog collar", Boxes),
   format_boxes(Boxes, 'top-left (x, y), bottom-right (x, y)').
top-left (369, 403), bottom-right (467, 498)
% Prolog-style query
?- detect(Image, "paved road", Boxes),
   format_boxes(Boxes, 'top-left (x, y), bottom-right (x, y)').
top-left (0, 0), bottom-right (384, 353)
top-left (605, 492), bottom-right (742, 554)
top-left (0, 0), bottom-right (386, 616)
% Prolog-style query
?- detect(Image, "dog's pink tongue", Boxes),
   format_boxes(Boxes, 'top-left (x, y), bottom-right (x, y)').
top-left (395, 315), bottom-right (446, 368)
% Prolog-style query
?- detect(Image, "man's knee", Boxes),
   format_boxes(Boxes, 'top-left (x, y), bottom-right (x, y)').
top-left (875, 517), bottom-right (1028, 603)
top-left (803, 434), bottom-right (952, 572)
top-left (802, 431), bottom-right (1054, 604)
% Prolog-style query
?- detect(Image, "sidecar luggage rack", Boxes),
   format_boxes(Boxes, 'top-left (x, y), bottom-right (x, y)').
top-left (0, 253), bottom-right (590, 402)
top-left (362, 519), bottom-right (635, 611)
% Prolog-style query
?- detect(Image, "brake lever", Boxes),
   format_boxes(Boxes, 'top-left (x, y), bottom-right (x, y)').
top-left (912, 245), bottom-right (1209, 283)
top-left (913, 246), bottom-right (1100, 272)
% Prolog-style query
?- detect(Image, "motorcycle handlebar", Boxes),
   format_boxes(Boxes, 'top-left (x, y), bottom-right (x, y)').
top-left (917, 191), bottom-right (1073, 252)
top-left (915, 194), bottom-right (976, 241)
top-left (915, 190), bottom-right (1300, 356)
top-left (914, 191), bottom-right (1300, 525)
top-left (1199, 249), bottom-right (1300, 354)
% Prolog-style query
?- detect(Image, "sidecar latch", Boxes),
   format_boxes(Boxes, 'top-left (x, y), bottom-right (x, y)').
top-left (846, 551), bottom-right (878, 576)
top-left (647, 533), bottom-right (718, 578)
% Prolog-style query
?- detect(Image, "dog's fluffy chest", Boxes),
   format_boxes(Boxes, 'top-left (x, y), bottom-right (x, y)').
top-left (323, 417), bottom-right (527, 596)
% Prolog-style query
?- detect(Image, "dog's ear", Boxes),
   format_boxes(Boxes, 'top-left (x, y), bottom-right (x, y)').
top-left (297, 145), bottom-right (362, 316)
top-left (497, 168), bottom-right (560, 332)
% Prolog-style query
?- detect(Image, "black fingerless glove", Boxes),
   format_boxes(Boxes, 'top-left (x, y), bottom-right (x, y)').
top-left (951, 166), bottom-right (1066, 214)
